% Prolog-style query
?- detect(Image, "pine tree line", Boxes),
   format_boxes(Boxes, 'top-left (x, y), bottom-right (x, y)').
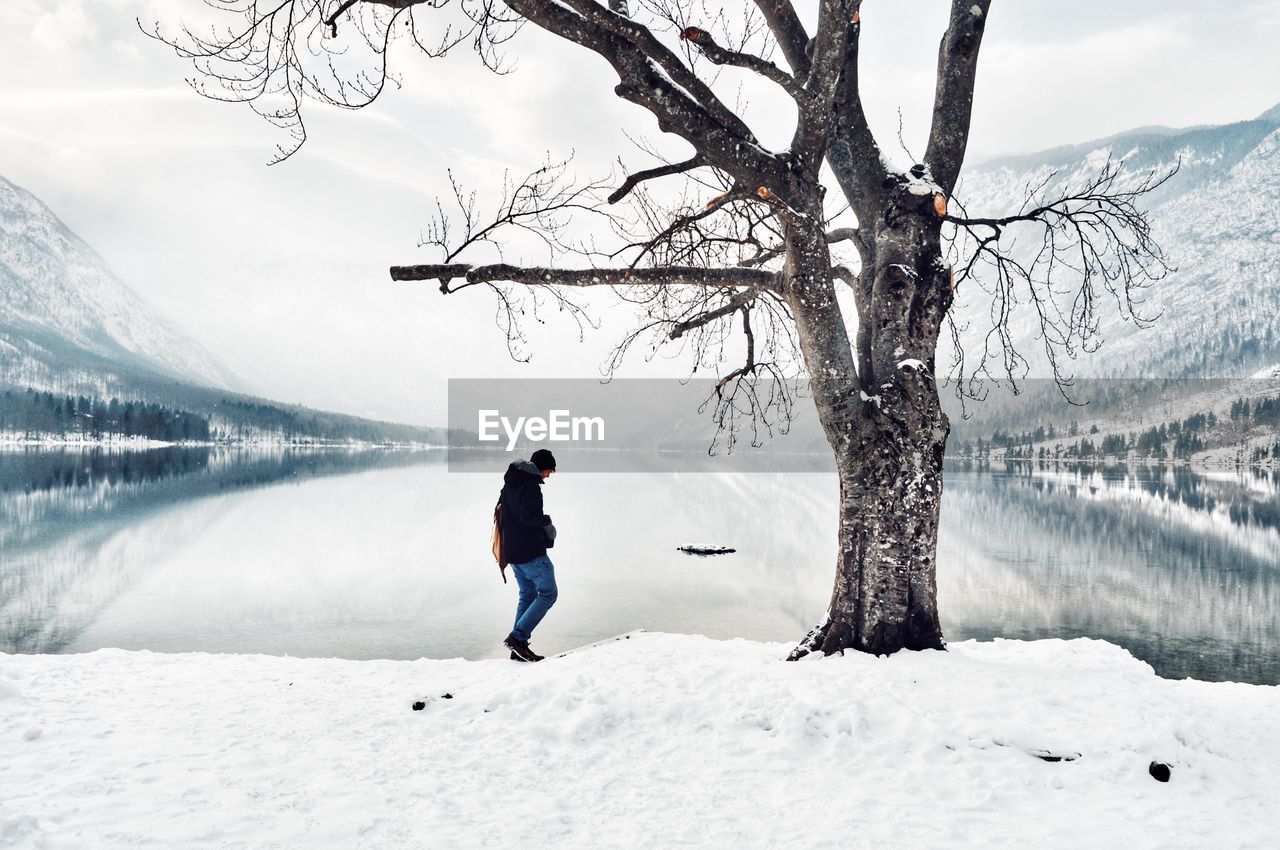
top-left (0, 389), bottom-right (211, 441)
top-left (954, 392), bottom-right (1280, 462)
top-left (210, 399), bottom-right (397, 443)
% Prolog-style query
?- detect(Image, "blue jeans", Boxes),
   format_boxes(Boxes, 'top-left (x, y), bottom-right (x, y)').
top-left (511, 555), bottom-right (558, 643)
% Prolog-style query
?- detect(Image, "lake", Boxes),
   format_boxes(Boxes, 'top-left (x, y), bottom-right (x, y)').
top-left (2, 448), bottom-right (1277, 684)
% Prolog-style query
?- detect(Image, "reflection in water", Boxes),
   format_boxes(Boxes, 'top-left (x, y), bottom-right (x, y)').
top-left (940, 461), bottom-right (1280, 684)
top-left (1, 451), bottom-right (1277, 685)
top-left (0, 447), bottom-right (441, 653)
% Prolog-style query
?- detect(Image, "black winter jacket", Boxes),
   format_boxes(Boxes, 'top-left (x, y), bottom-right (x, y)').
top-left (499, 460), bottom-right (554, 565)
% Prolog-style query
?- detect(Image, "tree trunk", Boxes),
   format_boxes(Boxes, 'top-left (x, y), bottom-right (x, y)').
top-left (789, 209), bottom-right (952, 658)
top-left (792, 391), bottom-right (949, 657)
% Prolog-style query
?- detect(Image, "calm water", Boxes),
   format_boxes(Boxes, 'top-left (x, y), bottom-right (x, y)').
top-left (1, 448), bottom-right (1277, 684)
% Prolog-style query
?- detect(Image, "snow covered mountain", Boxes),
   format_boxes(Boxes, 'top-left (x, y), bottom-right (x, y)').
top-left (952, 102), bottom-right (1280, 381)
top-left (0, 175), bottom-right (233, 395)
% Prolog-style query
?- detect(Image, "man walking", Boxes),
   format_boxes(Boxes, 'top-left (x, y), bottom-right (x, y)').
top-left (500, 448), bottom-right (558, 662)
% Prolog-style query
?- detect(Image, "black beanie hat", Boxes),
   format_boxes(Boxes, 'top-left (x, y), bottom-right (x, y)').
top-left (531, 448), bottom-right (557, 471)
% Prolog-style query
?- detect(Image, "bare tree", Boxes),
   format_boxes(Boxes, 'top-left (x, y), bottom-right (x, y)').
top-left (149, 0), bottom-right (1172, 657)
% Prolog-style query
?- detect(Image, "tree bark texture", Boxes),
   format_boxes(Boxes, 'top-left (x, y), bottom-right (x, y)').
top-left (788, 193), bottom-right (952, 657)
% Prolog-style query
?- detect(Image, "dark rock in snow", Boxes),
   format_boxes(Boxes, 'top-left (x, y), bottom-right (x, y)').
top-left (1149, 761), bottom-right (1172, 782)
top-left (411, 701), bottom-right (426, 711)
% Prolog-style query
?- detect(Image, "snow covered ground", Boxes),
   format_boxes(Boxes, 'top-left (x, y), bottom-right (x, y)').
top-left (2, 634), bottom-right (1277, 849)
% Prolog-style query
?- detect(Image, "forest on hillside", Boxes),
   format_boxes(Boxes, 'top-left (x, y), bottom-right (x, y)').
top-left (0, 387), bottom-right (442, 444)
top-left (0, 389), bottom-right (209, 442)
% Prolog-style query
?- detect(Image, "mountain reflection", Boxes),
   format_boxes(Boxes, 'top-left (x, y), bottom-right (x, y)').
top-left (940, 461), bottom-right (1280, 684)
top-left (0, 447), bottom-right (440, 653)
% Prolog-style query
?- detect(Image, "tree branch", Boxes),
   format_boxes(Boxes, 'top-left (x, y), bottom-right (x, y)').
top-left (923, 0), bottom-right (992, 194)
top-left (751, 0), bottom-right (811, 78)
top-left (621, 188), bottom-right (748, 268)
top-left (609, 155), bottom-right (705, 204)
top-left (503, 0), bottom-right (804, 204)
top-left (739, 226), bottom-right (861, 269)
top-left (669, 287), bottom-right (762, 339)
top-left (793, 0), bottom-right (855, 169)
top-left (715, 307), bottom-right (757, 395)
top-left (390, 263), bottom-right (782, 293)
top-left (324, 0), bottom-right (361, 36)
top-left (941, 158), bottom-right (1179, 397)
top-left (551, 0), bottom-right (759, 146)
top-left (825, 1), bottom-right (888, 218)
top-left (830, 265), bottom-right (858, 287)
top-left (679, 27), bottom-right (804, 99)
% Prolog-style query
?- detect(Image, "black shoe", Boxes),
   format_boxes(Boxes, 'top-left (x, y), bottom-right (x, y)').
top-left (510, 651), bottom-right (527, 662)
top-left (504, 634), bottom-right (544, 662)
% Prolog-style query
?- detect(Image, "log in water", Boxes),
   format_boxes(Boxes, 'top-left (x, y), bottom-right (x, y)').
top-left (677, 545), bottom-right (737, 556)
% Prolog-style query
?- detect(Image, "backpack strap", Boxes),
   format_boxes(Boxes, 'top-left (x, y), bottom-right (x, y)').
top-left (492, 498), bottom-right (508, 583)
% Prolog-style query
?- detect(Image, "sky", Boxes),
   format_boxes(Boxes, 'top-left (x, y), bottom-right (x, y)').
top-left (1, 0), bottom-right (1277, 425)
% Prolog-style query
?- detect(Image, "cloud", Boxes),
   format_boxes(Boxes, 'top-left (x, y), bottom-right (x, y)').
top-left (0, 1), bottom-right (41, 29)
top-left (109, 37), bottom-right (144, 63)
top-left (30, 1), bottom-right (98, 54)
top-left (983, 17), bottom-right (1193, 78)
top-left (0, 85), bottom-right (190, 105)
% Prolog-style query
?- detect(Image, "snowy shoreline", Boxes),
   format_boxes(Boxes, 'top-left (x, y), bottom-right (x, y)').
top-left (2, 633), bottom-right (1277, 848)
top-left (0, 433), bottom-right (444, 451)
top-left (2, 434), bottom-right (1275, 471)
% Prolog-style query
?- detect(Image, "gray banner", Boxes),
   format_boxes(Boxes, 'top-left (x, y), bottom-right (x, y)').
top-left (446, 375), bottom-right (1280, 472)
